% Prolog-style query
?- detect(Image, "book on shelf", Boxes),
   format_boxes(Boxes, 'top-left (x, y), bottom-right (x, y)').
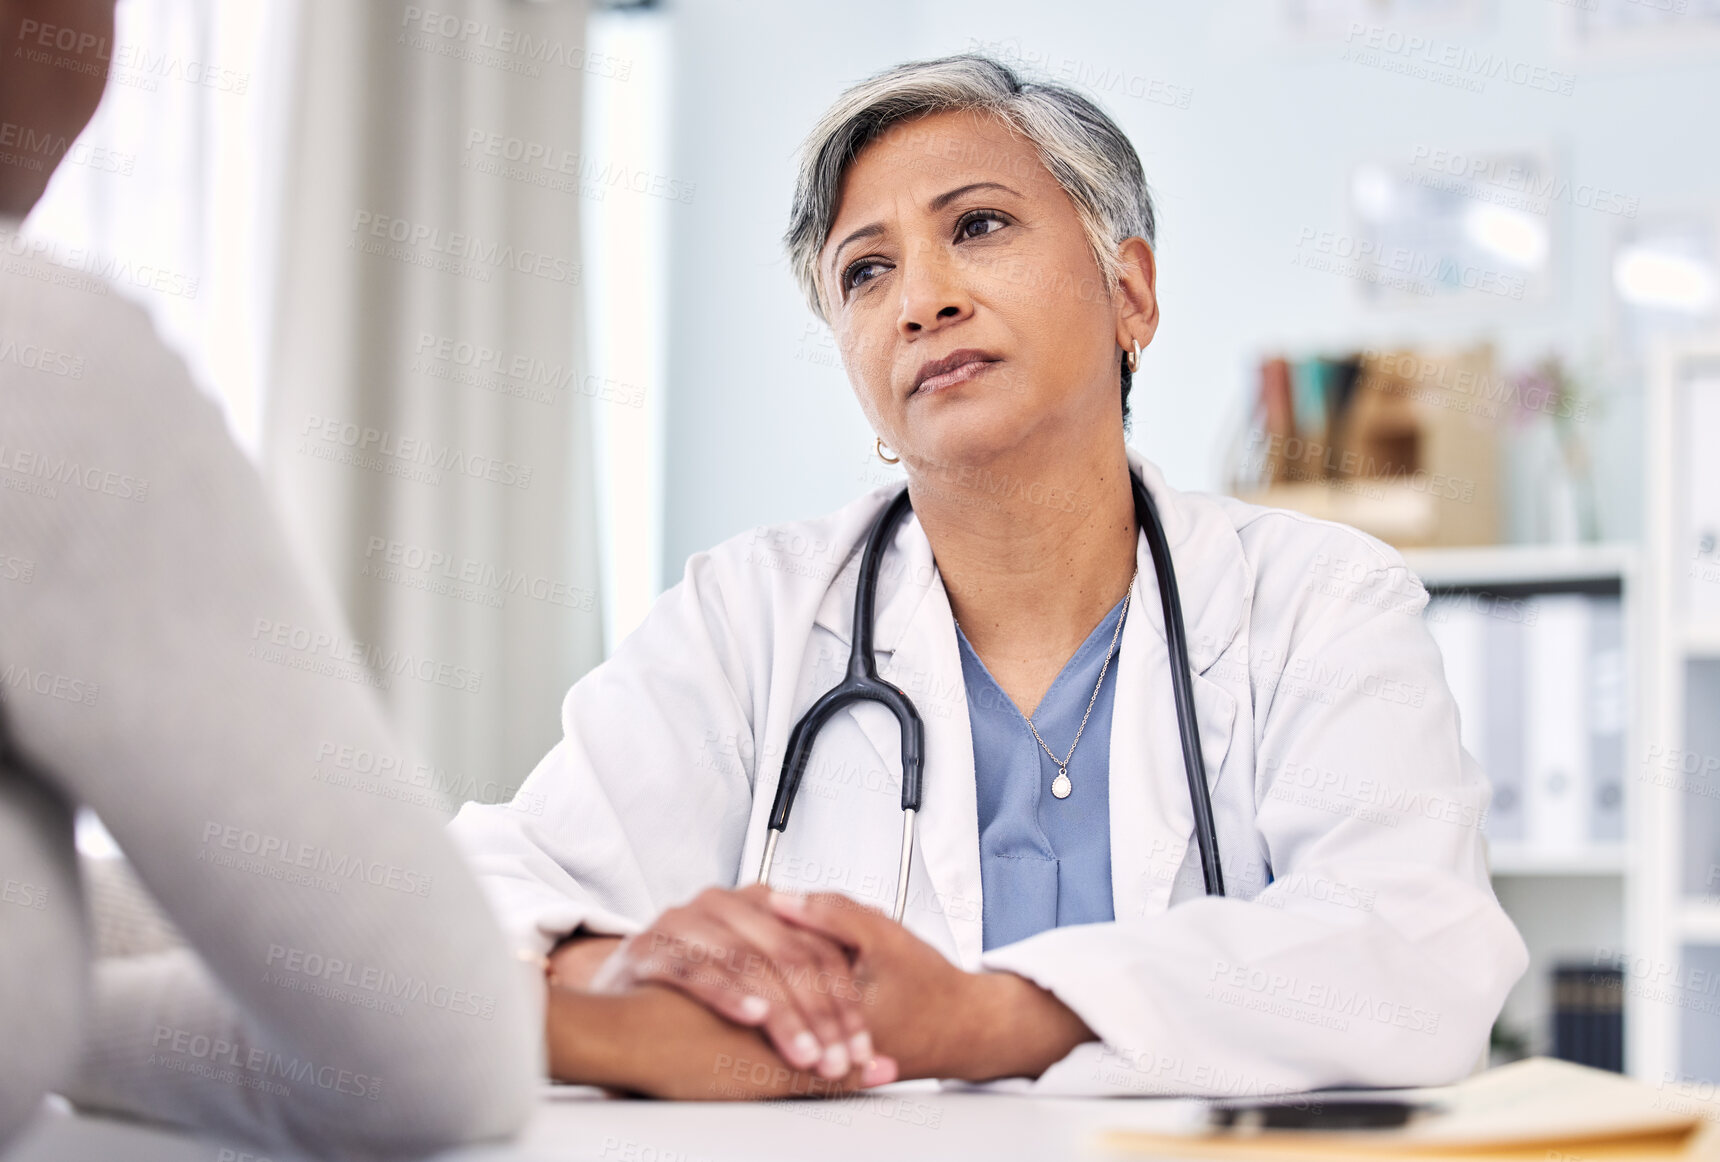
top-left (1552, 964), bottom-right (1625, 1073)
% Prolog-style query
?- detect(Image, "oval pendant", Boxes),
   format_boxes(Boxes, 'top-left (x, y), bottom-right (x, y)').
top-left (1051, 770), bottom-right (1072, 799)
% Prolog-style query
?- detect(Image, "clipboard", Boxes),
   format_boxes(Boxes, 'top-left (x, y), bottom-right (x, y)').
top-left (1101, 1057), bottom-right (1720, 1160)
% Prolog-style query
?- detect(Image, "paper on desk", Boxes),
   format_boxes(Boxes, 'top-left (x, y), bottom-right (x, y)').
top-left (1101, 1057), bottom-right (1720, 1160)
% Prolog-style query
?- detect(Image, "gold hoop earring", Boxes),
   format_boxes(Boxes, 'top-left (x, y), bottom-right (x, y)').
top-left (1126, 340), bottom-right (1142, 374)
top-left (875, 437), bottom-right (900, 465)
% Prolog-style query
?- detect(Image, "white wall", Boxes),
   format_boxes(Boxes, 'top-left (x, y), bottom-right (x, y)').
top-left (660, 0), bottom-right (1720, 585)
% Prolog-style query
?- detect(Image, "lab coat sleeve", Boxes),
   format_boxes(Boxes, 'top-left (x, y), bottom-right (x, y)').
top-left (448, 548), bottom-right (761, 958)
top-left (978, 560), bottom-right (1529, 1096)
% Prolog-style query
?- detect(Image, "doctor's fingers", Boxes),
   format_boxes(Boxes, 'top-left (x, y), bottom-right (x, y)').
top-left (705, 889), bottom-right (876, 1073)
top-left (624, 905), bottom-right (852, 1078)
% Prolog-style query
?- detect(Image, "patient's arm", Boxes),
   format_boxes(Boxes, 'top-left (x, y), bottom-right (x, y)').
top-left (0, 249), bottom-right (538, 1156)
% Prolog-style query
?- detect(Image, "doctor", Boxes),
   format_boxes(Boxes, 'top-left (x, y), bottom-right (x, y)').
top-left (451, 54), bottom-right (1528, 1099)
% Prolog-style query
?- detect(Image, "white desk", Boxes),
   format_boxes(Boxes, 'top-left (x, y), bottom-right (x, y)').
top-left (4, 1087), bottom-right (1205, 1162)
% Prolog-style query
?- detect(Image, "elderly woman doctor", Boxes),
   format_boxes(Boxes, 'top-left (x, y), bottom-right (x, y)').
top-left (451, 55), bottom-right (1527, 1098)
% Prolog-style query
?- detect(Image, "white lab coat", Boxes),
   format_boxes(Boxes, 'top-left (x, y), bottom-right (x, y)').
top-left (450, 448), bottom-right (1528, 1096)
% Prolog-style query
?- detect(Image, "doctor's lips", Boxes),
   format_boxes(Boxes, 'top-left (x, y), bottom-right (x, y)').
top-left (910, 349), bottom-right (1000, 397)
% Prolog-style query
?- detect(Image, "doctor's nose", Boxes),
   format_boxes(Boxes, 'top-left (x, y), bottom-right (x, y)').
top-left (896, 248), bottom-right (973, 338)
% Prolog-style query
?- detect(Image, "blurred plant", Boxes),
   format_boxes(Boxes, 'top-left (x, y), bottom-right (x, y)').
top-left (1509, 354), bottom-right (1601, 542)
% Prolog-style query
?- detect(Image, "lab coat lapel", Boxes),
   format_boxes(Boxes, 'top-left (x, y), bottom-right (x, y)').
top-left (1108, 451), bottom-right (1244, 921)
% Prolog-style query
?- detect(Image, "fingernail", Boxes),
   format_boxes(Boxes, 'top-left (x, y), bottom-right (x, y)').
top-left (770, 890), bottom-right (805, 912)
top-left (861, 1055), bottom-right (899, 1087)
top-left (790, 1031), bottom-right (821, 1068)
top-left (739, 995), bottom-right (769, 1022)
top-left (848, 1031), bottom-right (872, 1064)
top-left (820, 1042), bottom-right (850, 1079)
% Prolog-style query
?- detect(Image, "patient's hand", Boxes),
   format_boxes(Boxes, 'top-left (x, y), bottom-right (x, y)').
top-left (550, 884), bottom-right (879, 1081)
top-left (545, 980), bottom-right (897, 1100)
top-left (769, 891), bottom-right (1095, 1083)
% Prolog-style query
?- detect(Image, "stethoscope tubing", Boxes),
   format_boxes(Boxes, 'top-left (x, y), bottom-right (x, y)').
top-left (757, 470), bottom-right (1224, 920)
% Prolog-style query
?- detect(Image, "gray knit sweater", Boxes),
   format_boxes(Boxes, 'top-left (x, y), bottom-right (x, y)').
top-left (0, 225), bottom-right (541, 1158)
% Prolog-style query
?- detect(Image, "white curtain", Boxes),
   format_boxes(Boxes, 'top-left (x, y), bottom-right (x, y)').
top-left (264, 0), bottom-right (602, 802)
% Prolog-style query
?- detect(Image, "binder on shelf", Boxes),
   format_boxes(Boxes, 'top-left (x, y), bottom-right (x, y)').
top-left (1481, 608), bottom-right (1526, 844)
top-left (1681, 374), bottom-right (1720, 623)
top-left (1523, 594), bottom-right (1592, 852)
top-left (1588, 597), bottom-right (1626, 844)
top-left (1425, 594), bottom-right (1489, 801)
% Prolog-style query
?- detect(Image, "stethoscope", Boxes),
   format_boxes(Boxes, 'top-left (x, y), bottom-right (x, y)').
top-left (756, 468), bottom-right (1225, 921)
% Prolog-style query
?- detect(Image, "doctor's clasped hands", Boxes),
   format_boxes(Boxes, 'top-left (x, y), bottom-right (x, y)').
top-left (544, 884), bottom-right (1092, 1095)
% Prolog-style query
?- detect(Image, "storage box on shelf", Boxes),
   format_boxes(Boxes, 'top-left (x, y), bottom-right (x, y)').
top-left (1232, 345), bottom-right (1502, 548)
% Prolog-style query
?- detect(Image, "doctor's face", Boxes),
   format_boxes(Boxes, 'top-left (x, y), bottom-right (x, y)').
top-left (817, 109), bottom-right (1151, 474)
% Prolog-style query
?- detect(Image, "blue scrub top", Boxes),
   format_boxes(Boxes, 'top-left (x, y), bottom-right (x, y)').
top-left (955, 594), bottom-right (1125, 951)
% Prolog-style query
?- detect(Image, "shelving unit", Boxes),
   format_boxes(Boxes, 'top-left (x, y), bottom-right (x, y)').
top-left (1488, 843), bottom-right (1629, 877)
top-left (1399, 540), bottom-right (1642, 1069)
top-left (1642, 337), bottom-right (1720, 1085)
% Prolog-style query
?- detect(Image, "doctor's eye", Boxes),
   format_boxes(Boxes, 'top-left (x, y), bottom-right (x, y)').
top-left (954, 209), bottom-right (1009, 241)
top-left (842, 258), bottom-right (890, 294)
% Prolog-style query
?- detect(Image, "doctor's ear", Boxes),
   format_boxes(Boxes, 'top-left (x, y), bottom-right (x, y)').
top-left (1112, 237), bottom-right (1158, 358)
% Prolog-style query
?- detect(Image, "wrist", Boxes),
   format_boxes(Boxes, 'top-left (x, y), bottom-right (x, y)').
top-left (946, 970), bottom-right (1093, 1083)
top-left (547, 933), bottom-right (625, 990)
top-left (545, 986), bottom-right (633, 1086)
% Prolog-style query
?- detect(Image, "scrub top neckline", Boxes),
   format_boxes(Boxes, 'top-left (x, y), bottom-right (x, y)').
top-left (952, 588), bottom-right (1132, 736)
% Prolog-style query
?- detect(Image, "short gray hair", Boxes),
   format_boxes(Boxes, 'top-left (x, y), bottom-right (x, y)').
top-left (783, 53), bottom-right (1155, 323)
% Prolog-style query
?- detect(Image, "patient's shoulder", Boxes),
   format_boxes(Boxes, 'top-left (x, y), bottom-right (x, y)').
top-left (0, 235), bottom-right (225, 439)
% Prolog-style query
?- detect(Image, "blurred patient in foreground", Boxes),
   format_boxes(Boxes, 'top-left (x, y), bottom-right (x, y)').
top-left (0, 1), bottom-right (540, 1155)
